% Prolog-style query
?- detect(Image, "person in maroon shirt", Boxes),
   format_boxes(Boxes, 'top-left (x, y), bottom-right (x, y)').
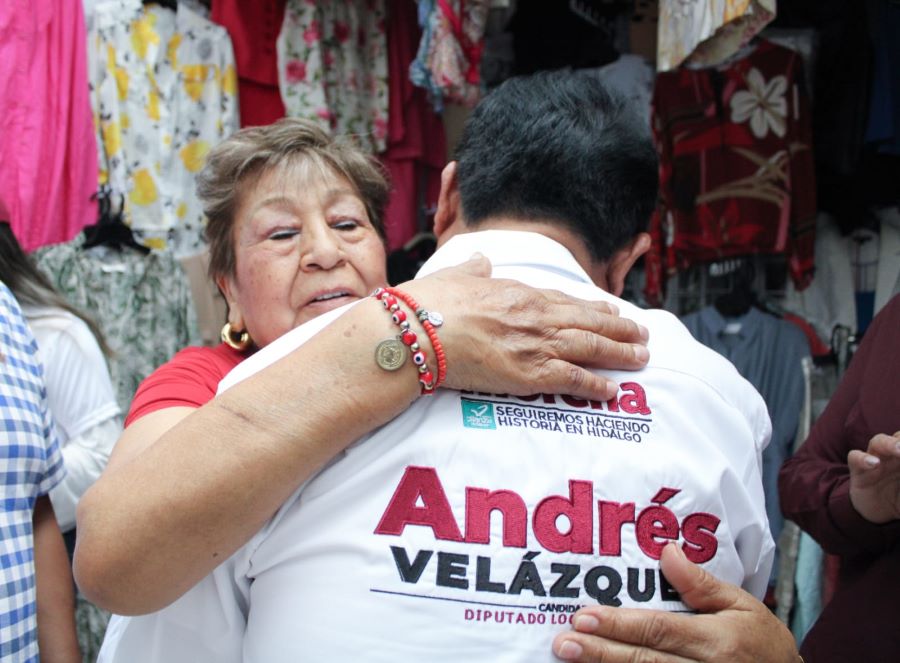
top-left (779, 293), bottom-right (900, 662)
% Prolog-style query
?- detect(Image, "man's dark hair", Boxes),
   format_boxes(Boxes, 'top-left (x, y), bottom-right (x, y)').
top-left (454, 70), bottom-right (658, 262)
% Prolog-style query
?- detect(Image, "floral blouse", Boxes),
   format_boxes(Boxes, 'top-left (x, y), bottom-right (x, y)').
top-left (277, 0), bottom-right (389, 154)
top-left (88, 0), bottom-right (239, 256)
top-left (657, 0), bottom-right (776, 72)
top-left (410, 0), bottom-right (491, 111)
top-left (646, 39), bottom-right (817, 304)
top-left (33, 235), bottom-right (200, 414)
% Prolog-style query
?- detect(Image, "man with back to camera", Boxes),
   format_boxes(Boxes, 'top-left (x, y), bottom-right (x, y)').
top-left (102, 71), bottom-right (781, 662)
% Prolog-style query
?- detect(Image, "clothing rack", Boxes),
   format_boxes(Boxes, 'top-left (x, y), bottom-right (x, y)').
top-left (664, 254), bottom-right (788, 317)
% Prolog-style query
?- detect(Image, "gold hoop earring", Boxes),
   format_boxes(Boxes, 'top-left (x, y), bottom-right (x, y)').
top-left (220, 322), bottom-right (252, 351)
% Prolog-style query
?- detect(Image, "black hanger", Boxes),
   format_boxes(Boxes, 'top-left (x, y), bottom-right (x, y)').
top-left (143, 0), bottom-right (178, 11)
top-left (712, 258), bottom-right (757, 318)
top-left (82, 188), bottom-right (151, 255)
top-left (714, 282), bottom-right (757, 318)
top-left (402, 231), bottom-right (437, 252)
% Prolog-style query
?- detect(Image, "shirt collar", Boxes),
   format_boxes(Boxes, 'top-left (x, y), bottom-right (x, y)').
top-left (416, 230), bottom-right (595, 285)
top-left (697, 305), bottom-right (764, 341)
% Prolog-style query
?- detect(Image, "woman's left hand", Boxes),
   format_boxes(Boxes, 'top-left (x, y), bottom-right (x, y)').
top-left (403, 254), bottom-right (649, 402)
top-left (552, 544), bottom-right (799, 663)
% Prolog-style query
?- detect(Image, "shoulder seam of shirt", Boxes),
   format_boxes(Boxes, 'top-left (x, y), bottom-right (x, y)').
top-left (647, 364), bottom-right (767, 449)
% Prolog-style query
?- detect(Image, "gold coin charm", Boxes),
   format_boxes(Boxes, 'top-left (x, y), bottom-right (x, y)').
top-left (375, 339), bottom-right (408, 371)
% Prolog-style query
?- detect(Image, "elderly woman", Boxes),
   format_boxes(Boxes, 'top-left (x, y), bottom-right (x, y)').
top-left (75, 118), bottom-right (647, 610)
top-left (77, 119), bottom-right (797, 662)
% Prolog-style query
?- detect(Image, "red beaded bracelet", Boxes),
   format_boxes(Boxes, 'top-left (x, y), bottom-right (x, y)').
top-left (372, 287), bottom-right (445, 394)
top-left (384, 287), bottom-right (447, 389)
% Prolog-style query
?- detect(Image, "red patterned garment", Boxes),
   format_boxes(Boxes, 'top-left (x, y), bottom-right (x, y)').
top-left (646, 39), bottom-right (816, 305)
top-left (211, 0), bottom-right (287, 128)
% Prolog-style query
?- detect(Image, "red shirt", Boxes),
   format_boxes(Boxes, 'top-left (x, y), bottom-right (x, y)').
top-left (125, 343), bottom-right (246, 426)
top-left (646, 39), bottom-right (816, 305)
top-left (210, 0), bottom-right (286, 127)
top-left (381, 0), bottom-right (446, 250)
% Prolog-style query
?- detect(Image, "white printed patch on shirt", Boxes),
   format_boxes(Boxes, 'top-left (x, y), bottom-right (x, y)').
top-left (460, 382), bottom-right (653, 443)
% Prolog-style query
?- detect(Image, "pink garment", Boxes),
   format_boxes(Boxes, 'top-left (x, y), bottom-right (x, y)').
top-left (381, 0), bottom-right (447, 250)
top-left (0, 0), bottom-right (98, 251)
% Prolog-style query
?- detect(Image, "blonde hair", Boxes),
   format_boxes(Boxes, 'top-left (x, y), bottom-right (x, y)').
top-left (197, 118), bottom-right (390, 280)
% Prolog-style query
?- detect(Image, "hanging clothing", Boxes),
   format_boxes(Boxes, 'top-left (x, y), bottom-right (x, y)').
top-left (771, 0), bottom-right (875, 234)
top-left (0, 0), bottom-right (98, 251)
top-left (277, 0), bottom-right (389, 154)
top-left (864, 0), bottom-right (900, 156)
top-left (646, 39), bottom-right (817, 305)
top-left (411, 0), bottom-right (491, 111)
top-left (789, 530), bottom-right (825, 642)
top-left (410, 0), bottom-right (440, 104)
top-left (178, 249), bottom-right (228, 348)
top-left (781, 214), bottom-right (857, 345)
top-left (589, 54), bottom-right (656, 127)
top-left (210, 0), bottom-right (286, 128)
top-left (33, 235), bottom-right (200, 414)
top-left (761, 28), bottom-right (818, 106)
top-left (874, 206), bottom-right (900, 314)
top-left (850, 227), bottom-right (879, 335)
top-left (382, 0), bottom-right (447, 250)
top-left (180, 0), bottom-right (210, 18)
top-left (773, 356), bottom-right (815, 627)
top-left (88, 0), bottom-right (239, 256)
top-left (682, 305), bottom-right (811, 586)
top-left (657, 0), bottom-right (776, 72)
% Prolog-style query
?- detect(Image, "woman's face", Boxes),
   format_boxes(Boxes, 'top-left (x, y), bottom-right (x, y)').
top-left (219, 161), bottom-right (387, 349)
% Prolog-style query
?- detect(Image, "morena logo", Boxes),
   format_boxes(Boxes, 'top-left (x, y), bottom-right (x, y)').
top-left (461, 381), bottom-right (651, 416)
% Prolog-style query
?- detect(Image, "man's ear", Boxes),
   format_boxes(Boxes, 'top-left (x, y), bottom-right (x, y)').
top-left (216, 273), bottom-right (245, 331)
top-left (605, 232), bottom-right (651, 297)
top-left (433, 161), bottom-right (462, 240)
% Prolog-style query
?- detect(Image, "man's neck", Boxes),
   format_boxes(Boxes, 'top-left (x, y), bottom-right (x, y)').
top-left (439, 218), bottom-right (608, 290)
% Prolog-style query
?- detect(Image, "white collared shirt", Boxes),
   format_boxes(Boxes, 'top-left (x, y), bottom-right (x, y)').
top-left (100, 230), bottom-right (773, 663)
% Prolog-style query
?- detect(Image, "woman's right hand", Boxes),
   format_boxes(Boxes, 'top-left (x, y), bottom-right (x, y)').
top-left (552, 543), bottom-right (800, 663)
top-left (402, 254), bottom-right (649, 401)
